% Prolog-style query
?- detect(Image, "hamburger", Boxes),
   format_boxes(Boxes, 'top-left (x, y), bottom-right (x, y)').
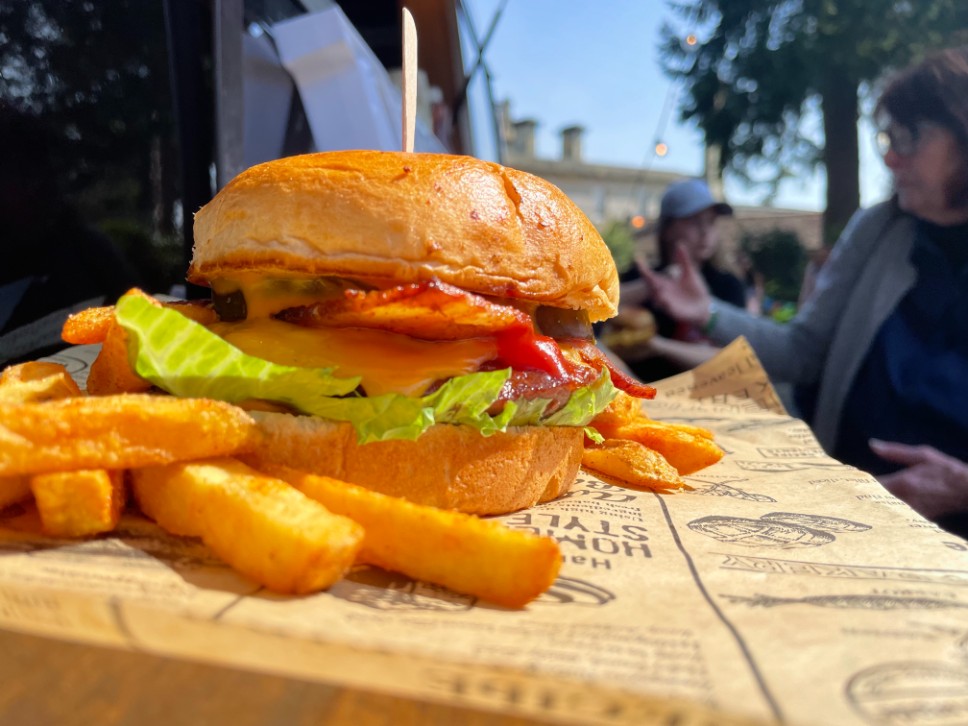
top-left (109, 150), bottom-right (656, 514)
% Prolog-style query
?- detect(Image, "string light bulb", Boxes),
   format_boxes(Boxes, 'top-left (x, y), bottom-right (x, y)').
top-left (630, 215), bottom-right (646, 229)
top-left (654, 141), bottom-right (669, 157)
top-left (685, 34), bottom-right (698, 46)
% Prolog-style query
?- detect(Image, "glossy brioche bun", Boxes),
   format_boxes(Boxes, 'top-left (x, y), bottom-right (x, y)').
top-left (244, 412), bottom-right (585, 515)
top-left (191, 150), bottom-right (618, 321)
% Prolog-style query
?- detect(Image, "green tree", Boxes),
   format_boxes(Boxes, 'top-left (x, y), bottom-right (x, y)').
top-left (661, 0), bottom-right (968, 243)
top-left (600, 220), bottom-right (636, 275)
top-left (741, 229), bottom-right (806, 304)
top-left (0, 0), bottom-right (182, 286)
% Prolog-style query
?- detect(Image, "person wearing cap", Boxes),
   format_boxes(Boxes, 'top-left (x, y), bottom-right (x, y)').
top-left (609, 177), bottom-right (746, 382)
top-left (640, 47), bottom-right (968, 537)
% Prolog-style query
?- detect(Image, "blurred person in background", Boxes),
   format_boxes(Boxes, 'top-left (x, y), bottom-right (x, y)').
top-left (639, 47), bottom-right (968, 536)
top-left (604, 178), bottom-right (745, 381)
top-left (797, 245), bottom-right (832, 309)
top-left (737, 249), bottom-right (766, 317)
top-left (0, 105), bottom-right (142, 364)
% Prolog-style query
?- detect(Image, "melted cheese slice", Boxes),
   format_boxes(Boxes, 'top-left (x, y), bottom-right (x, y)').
top-left (211, 274), bottom-right (361, 320)
top-left (208, 317), bottom-right (497, 397)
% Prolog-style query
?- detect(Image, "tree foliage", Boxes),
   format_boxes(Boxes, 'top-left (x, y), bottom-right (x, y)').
top-left (741, 229), bottom-right (806, 304)
top-left (660, 0), bottom-right (968, 242)
top-left (0, 0), bottom-right (182, 287)
top-left (600, 220), bottom-right (636, 275)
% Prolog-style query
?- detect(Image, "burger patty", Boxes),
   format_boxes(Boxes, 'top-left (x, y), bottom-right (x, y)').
top-left (484, 363), bottom-right (600, 415)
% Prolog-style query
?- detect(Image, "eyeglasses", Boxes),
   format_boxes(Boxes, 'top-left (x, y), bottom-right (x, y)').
top-left (875, 121), bottom-right (942, 157)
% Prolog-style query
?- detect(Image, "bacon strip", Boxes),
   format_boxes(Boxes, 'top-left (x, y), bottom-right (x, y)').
top-left (277, 280), bottom-right (531, 341)
top-left (478, 365), bottom-right (600, 414)
top-left (561, 339), bottom-right (657, 399)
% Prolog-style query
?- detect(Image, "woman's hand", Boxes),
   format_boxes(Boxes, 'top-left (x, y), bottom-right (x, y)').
top-left (638, 243), bottom-right (713, 327)
top-left (872, 439), bottom-right (968, 520)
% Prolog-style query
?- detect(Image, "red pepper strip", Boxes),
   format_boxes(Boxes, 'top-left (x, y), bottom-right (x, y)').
top-left (560, 338), bottom-right (657, 399)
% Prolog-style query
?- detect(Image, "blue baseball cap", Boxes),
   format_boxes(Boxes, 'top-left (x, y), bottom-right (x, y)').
top-left (660, 178), bottom-right (733, 219)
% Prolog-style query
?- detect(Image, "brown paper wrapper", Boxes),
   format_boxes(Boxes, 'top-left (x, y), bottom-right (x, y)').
top-left (2, 339), bottom-right (967, 726)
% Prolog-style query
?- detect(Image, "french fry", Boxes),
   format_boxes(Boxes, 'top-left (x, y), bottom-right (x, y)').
top-left (62, 294), bottom-right (217, 346)
top-left (259, 463), bottom-right (561, 607)
top-left (588, 391), bottom-right (646, 430)
top-left (131, 458), bottom-right (363, 594)
top-left (0, 476), bottom-right (31, 510)
top-left (65, 290), bottom-right (218, 395)
top-left (30, 469), bottom-right (126, 537)
top-left (1, 361), bottom-right (73, 386)
top-left (0, 361), bottom-right (83, 511)
top-left (588, 391), bottom-right (722, 476)
top-left (85, 319), bottom-right (152, 395)
top-left (590, 408), bottom-right (715, 443)
top-left (582, 439), bottom-right (685, 491)
top-left (61, 306), bottom-right (116, 344)
top-left (665, 421), bottom-right (716, 441)
top-left (601, 421), bottom-right (723, 476)
top-left (0, 394), bottom-right (257, 477)
top-left (0, 361), bottom-right (83, 403)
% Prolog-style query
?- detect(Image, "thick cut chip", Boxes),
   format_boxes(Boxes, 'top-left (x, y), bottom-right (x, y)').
top-left (582, 439), bottom-right (685, 491)
top-left (0, 394), bottom-right (257, 477)
top-left (588, 391), bottom-right (650, 430)
top-left (85, 319), bottom-right (153, 395)
top-left (62, 295), bottom-right (217, 346)
top-left (131, 458), bottom-right (363, 594)
top-left (602, 421), bottom-right (723, 475)
top-left (62, 306), bottom-right (116, 345)
top-left (0, 362), bottom-right (82, 404)
top-left (278, 279), bottom-right (532, 341)
top-left (31, 469), bottom-right (126, 537)
top-left (1, 361), bottom-right (77, 387)
top-left (65, 291), bottom-right (218, 394)
top-left (587, 395), bottom-right (721, 476)
top-left (0, 476), bottom-right (31, 510)
top-left (0, 360), bottom-right (127, 523)
top-left (0, 361), bottom-right (85, 511)
top-left (260, 463), bottom-right (561, 607)
top-left (662, 421), bottom-right (715, 441)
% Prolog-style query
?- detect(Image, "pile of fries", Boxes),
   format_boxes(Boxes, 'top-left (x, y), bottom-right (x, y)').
top-left (0, 361), bottom-right (561, 607)
top-left (0, 297), bottom-right (723, 607)
top-left (582, 389), bottom-right (723, 489)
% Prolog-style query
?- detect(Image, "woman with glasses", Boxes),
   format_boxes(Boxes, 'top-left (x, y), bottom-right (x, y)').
top-left (640, 47), bottom-right (968, 535)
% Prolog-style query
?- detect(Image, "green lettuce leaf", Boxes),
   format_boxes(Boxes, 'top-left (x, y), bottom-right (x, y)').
top-left (114, 291), bottom-right (619, 443)
top-left (502, 368), bottom-right (616, 428)
top-left (542, 371), bottom-right (618, 427)
top-left (115, 294), bottom-right (360, 404)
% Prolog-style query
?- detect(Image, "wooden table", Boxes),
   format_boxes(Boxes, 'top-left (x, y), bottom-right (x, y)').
top-left (0, 629), bottom-right (547, 725)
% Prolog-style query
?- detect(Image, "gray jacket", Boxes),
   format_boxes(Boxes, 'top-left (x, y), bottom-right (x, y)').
top-left (709, 201), bottom-right (917, 452)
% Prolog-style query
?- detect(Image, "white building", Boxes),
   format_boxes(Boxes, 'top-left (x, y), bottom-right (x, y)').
top-left (499, 105), bottom-right (683, 228)
top-left (496, 103), bottom-right (823, 264)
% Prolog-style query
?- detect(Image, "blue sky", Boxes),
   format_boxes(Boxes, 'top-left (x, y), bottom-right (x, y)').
top-left (459, 0), bottom-right (892, 212)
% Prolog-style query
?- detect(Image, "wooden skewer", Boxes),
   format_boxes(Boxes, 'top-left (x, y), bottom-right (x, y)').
top-left (401, 7), bottom-right (417, 153)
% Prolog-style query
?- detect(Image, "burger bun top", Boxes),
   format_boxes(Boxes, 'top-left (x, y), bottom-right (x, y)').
top-left (191, 150), bottom-right (618, 321)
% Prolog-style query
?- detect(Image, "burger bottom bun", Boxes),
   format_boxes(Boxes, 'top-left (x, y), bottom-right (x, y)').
top-left (245, 412), bottom-right (585, 515)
